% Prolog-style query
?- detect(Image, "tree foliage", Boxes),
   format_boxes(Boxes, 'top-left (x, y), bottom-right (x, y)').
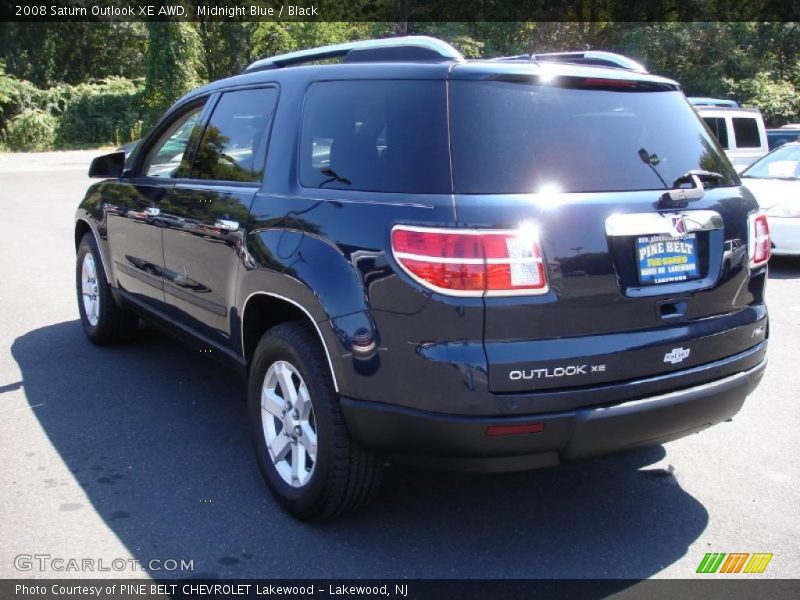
top-left (725, 72), bottom-right (800, 125)
top-left (5, 109), bottom-right (58, 151)
top-left (143, 22), bottom-right (202, 118)
top-left (56, 78), bottom-right (145, 148)
top-left (1, 20), bottom-right (799, 151)
top-left (0, 22), bottom-right (146, 88)
top-left (196, 21), bottom-right (259, 82)
top-left (0, 72), bottom-right (144, 150)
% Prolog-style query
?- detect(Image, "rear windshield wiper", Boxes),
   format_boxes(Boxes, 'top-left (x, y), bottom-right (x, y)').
top-left (638, 147), bottom-right (724, 199)
top-left (672, 170), bottom-right (724, 189)
top-left (658, 170), bottom-right (724, 208)
top-left (638, 148), bottom-right (668, 189)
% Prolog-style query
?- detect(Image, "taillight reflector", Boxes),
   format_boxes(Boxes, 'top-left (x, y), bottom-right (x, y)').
top-left (748, 213), bottom-right (771, 268)
top-left (486, 423), bottom-right (545, 436)
top-left (391, 226), bottom-right (549, 297)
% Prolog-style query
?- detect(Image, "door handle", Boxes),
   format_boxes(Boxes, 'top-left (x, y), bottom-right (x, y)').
top-left (215, 219), bottom-right (239, 232)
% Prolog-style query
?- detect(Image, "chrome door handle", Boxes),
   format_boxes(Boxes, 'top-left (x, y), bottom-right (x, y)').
top-left (215, 219), bottom-right (239, 232)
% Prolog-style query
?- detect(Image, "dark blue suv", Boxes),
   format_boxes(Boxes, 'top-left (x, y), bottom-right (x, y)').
top-left (75, 37), bottom-right (770, 519)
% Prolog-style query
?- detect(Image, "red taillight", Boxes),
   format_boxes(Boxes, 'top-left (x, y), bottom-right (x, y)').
top-left (748, 213), bottom-right (771, 268)
top-left (391, 226), bottom-right (549, 297)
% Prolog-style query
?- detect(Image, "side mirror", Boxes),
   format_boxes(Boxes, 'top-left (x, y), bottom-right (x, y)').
top-left (88, 151), bottom-right (126, 179)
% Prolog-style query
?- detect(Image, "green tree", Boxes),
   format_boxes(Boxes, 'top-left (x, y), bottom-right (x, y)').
top-left (250, 22), bottom-right (380, 66)
top-left (725, 72), bottom-right (800, 126)
top-left (0, 60), bottom-right (11, 105)
top-left (143, 22), bottom-right (201, 121)
top-left (196, 22), bottom-right (259, 82)
top-left (251, 23), bottom-right (295, 64)
top-left (284, 22), bottom-right (375, 50)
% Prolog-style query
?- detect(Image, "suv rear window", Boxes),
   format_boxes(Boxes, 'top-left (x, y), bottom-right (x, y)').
top-left (732, 117), bottom-right (761, 149)
top-left (299, 80), bottom-right (450, 193)
top-left (703, 117), bottom-right (729, 149)
top-left (449, 81), bottom-right (737, 194)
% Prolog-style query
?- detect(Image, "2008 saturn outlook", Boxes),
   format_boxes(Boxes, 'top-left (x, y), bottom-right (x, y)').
top-left (74, 37), bottom-right (770, 519)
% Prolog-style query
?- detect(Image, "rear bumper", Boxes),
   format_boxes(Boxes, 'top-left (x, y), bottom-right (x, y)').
top-left (340, 358), bottom-right (767, 472)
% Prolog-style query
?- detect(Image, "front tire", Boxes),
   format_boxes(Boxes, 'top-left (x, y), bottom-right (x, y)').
top-left (248, 322), bottom-right (382, 520)
top-left (76, 232), bottom-right (137, 345)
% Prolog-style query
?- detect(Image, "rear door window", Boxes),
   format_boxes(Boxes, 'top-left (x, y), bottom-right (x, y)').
top-left (449, 81), bottom-right (737, 194)
top-left (299, 80), bottom-right (450, 193)
top-left (190, 87), bottom-right (279, 183)
top-left (703, 117), bottom-right (729, 149)
top-left (732, 117), bottom-right (761, 149)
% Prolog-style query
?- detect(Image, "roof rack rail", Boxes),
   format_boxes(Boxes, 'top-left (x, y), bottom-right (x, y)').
top-left (494, 51), bottom-right (647, 74)
top-left (244, 36), bottom-right (464, 73)
top-left (688, 97), bottom-right (740, 108)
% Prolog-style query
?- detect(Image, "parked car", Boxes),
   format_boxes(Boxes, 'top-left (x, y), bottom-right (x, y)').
top-left (75, 37), bottom-right (770, 520)
top-left (695, 106), bottom-right (769, 171)
top-left (741, 141), bottom-right (800, 256)
top-left (767, 125), bottom-right (800, 150)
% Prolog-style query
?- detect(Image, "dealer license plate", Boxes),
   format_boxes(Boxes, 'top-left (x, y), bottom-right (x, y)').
top-left (636, 233), bottom-right (699, 285)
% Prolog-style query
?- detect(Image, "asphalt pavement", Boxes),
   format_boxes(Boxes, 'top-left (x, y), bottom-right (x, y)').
top-left (1, 150), bottom-right (798, 580)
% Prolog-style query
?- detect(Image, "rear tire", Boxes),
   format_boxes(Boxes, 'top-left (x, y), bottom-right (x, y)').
top-left (248, 322), bottom-right (382, 520)
top-left (76, 232), bottom-right (137, 345)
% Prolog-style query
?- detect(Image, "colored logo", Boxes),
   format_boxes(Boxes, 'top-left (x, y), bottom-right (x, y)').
top-left (670, 215), bottom-right (688, 237)
top-left (696, 553), bottom-right (773, 574)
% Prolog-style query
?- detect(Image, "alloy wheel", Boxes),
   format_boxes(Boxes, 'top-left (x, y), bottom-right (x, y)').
top-left (260, 360), bottom-right (317, 487)
top-left (81, 253), bottom-right (100, 326)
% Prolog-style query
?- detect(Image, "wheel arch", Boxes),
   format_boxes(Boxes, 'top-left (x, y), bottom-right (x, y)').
top-left (241, 291), bottom-right (341, 393)
top-left (75, 217), bottom-right (113, 283)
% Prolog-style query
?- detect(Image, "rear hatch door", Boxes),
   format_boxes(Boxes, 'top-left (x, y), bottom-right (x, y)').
top-left (448, 65), bottom-right (767, 395)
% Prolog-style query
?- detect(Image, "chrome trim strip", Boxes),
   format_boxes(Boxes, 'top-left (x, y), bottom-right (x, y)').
top-left (394, 252), bottom-right (544, 266)
top-left (592, 356), bottom-right (764, 413)
top-left (394, 252), bottom-right (484, 265)
top-left (241, 291), bottom-right (339, 392)
top-left (605, 210), bottom-right (724, 237)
